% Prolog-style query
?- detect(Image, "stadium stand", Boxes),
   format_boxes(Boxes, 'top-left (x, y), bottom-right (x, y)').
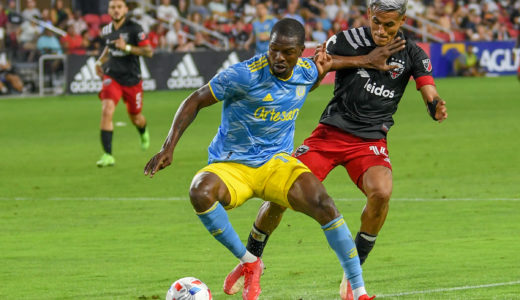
top-left (0, 0), bottom-right (518, 95)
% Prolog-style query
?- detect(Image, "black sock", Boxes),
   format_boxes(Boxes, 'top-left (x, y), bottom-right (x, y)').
top-left (355, 232), bottom-right (377, 265)
top-left (136, 124), bottom-right (146, 135)
top-left (246, 224), bottom-right (270, 257)
top-left (100, 130), bottom-right (113, 154)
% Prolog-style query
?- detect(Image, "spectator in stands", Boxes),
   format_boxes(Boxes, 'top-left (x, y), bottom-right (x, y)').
top-left (284, 0), bottom-right (304, 25)
top-left (67, 10), bottom-right (88, 36)
top-left (243, 0), bottom-right (257, 23)
top-left (228, 0), bottom-right (244, 20)
top-left (22, 0), bottom-right (41, 21)
top-left (157, 0), bottom-right (180, 25)
top-left (462, 9), bottom-right (481, 40)
top-left (37, 28), bottom-right (63, 55)
top-left (188, 0), bottom-right (210, 20)
top-left (208, 0), bottom-right (229, 23)
top-left (193, 31), bottom-right (211, 50)
top-left (80, 29), bottom-right (103, 56)
top-left (40, 9), bottom-right (53, 30)
top-left (0, 51), bottom-right (23, 94)
top-left (132, 7), bottom-right (156, 33)
top-left (18, 20), bottom-right (40, 61)
top-left (51, 0), bottom-right (69, 28)
top-left (245, 2), bottom-right (277, 54)
top-left (311, 18), bottom-right (327, 43)
top-left (315, 10), bottom-right (331, 33)
top-left (5, 0), bottom-right (22, 58)
top-left (230, 17), bottom-right (250, 49)
top-left (0, 2), bottom-right (8, 28)
top-left (60, 24), bottom-right (85, 55)
top-left (454, 44), bottom-right (485, 76)
top-left (177, 0), bottom-right (190, 18)
top-left (148, 22), bottom-right (169, 51)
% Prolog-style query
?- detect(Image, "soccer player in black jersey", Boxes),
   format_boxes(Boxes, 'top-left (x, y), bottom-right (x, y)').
top-left (94, 0), bottom-right (153, 167)
top-left (224, 0), bottom-right (448, 299)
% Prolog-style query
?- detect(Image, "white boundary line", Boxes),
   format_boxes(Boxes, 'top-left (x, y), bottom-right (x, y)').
top-left (1, 197), bottom-right (520, 201)
top-left (377, 280), bottom-right (520, 298)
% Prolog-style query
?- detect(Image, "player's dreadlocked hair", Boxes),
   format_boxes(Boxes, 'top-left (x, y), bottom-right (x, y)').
top-left (270, 18), bottom-right (305, 46)
top-left (369, 0), bottom-right (408, 16)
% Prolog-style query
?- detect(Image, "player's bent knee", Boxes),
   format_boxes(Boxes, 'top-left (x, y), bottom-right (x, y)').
top-left (189, 184), bottom-right (216, 212)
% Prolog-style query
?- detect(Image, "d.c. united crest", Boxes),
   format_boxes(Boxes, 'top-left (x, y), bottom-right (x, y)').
top-left (388, 61), bottom-right (405, 79)
top-left (422, 59), bottom-right (432, 72)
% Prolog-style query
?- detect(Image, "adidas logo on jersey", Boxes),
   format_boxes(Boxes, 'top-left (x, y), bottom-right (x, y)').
top-left (217, 52), bottom-right (240, 74)
top-left (167, 54), bottom-right (204, 89)
top-left (363, 78), bottom-right (395, 98)
top-left (262, 93), bottom-right (273, 101)
top-left (69, 57), bottom-right (156, 93)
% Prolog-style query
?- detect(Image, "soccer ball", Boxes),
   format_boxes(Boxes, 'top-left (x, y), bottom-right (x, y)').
top-left (166, 277), bottom-right (212, 300)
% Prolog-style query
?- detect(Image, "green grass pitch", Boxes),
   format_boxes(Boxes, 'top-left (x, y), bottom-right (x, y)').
top-left (1, 76), bottom-right (519, 299)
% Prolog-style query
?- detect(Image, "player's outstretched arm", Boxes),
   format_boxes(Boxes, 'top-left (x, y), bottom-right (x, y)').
top-left (113, 35), bottom-right (153, 58)
top-left (144, 85), bottom-right (218, 177)
top-left (324, 37), bottom-right (406, 71)
top-left (420, 85), bottom-right (448, 123)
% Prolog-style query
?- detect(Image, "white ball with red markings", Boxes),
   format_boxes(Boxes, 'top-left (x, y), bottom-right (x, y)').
top-left (166, 277), bottom-right (212, 300)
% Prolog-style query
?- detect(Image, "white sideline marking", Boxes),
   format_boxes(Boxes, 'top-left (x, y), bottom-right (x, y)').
top-left (377, 280), bottom-right (520, 298)
top-left (1, 197), bottom-right (520, 201)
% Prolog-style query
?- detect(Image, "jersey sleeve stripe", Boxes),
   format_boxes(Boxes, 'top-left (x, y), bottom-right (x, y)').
top-left (351, 29), bottom-right (365, 47)
top-left (138, 39), bottom-right (150, 47)
top-left (343, 30), bottom-right (359, 49)
top-left (357, 28), bottom-right (372, 46)
top-left (208, 82), bottom-right (222, 102)
top-left (415, 75), bottom-right (435, 90)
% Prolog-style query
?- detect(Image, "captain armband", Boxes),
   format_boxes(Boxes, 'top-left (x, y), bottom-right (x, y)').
top-left (427, 99), bottom-right (439, 120)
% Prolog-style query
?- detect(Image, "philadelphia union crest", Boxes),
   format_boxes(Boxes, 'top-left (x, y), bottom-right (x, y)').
top-left (388, 60), bottom-right (405, 79)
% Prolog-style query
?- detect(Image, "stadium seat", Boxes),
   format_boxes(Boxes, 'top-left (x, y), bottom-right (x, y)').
top-left (100, 14), bottom-right (112, 25)
top-left (453, 31), bottom-right (466, 42)
top-left (83, 14), bottom-right (101, 28)
top-left (434, 32), bottom-right (451, 42)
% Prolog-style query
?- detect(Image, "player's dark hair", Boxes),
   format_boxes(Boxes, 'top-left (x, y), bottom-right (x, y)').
top-left (270, 18), bottom-right (305, 46)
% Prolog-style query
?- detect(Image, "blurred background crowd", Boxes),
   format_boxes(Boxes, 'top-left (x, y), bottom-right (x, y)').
top-left (0, 0), bottom-right (518, 94)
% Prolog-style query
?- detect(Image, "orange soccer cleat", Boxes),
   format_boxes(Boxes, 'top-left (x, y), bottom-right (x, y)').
top-left (223, 262), bottom-right (245, 295)
top-left (242, 258), bottom-right (264, 300)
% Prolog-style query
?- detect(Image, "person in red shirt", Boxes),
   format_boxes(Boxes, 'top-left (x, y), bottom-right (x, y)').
top-left (60, 24), bottom-right (85, 55)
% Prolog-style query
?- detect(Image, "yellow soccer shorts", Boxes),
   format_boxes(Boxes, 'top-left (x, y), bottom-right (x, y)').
top-left (196, 153), bottom-right (312, 209)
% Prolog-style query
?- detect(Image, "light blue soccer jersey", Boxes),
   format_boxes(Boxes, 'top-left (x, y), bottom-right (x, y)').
top-left (208, 54), bottom-right (319, 167)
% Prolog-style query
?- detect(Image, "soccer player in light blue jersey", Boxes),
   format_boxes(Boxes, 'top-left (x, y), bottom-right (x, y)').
top-left (144, 18), bottom-right (374, 300)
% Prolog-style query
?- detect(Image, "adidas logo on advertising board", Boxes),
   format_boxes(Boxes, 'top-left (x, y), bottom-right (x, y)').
top-left (70, 57), bottom-right (156, 93)
top-left (216, 52), bottom-right (240, 74)
top-left (167, 54), bottom-right (204, 89)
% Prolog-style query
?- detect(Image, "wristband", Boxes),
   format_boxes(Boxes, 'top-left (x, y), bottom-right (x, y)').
top-left (427, 99), bottom-right (439, 120)
top-left (125, 44), bottom-right (132, 53)
top-left (95, 60), bottom-right (103, 67)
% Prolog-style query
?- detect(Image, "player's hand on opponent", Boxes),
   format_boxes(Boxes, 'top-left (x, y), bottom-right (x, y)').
top-left (366, 37), bottom-right (406, 71)
top-left (144, 150), bottom-right (173, 178)
top-left (314, 42), bottom-right (332, 75)
top-left (434, 99), bottom-right (448, 123)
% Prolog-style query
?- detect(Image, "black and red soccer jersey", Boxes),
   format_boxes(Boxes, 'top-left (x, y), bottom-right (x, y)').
top-left (321, 27), bottom-right (435, 139)
top-left (101, 19), bottom-right (149, 86)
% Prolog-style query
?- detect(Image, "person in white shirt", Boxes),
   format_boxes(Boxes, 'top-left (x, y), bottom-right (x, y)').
top-left (157, 0), bottom-right (180, 25)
